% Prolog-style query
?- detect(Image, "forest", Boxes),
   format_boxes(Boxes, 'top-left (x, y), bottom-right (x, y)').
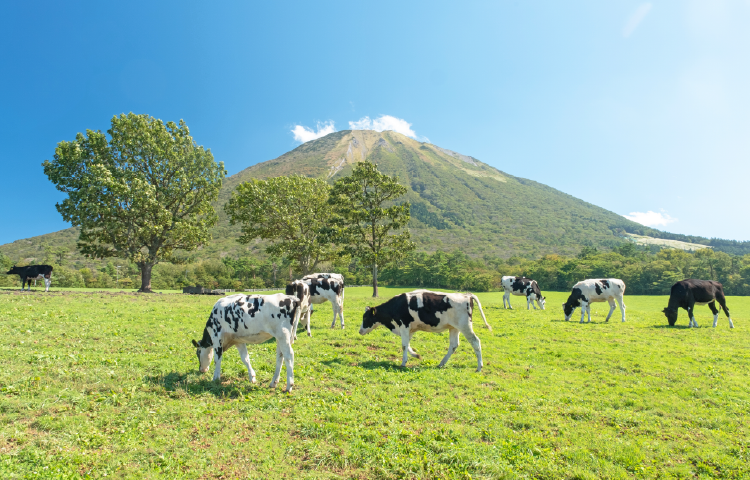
top-left (5, 242), bottom-right (749, 296)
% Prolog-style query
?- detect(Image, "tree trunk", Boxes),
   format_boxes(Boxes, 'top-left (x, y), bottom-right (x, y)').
top-left (138, 262), bottom-right (154, 293)
top-left (372, 263), bottom-right (378, 298)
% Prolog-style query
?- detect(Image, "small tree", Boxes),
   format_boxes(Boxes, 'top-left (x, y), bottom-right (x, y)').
top-left (43, 113), bottom-right (226, 292)
top-left (224, 176), bottom-right (336, 275)
top-left (329, 161), bottom-right (415, 297)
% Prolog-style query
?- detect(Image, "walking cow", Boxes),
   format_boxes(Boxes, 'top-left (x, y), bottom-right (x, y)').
top-left (301, 273), bottom-right (345, 329)
top-left (6, 265), bottom-right (53, 292)
top-left (501, 276), bottom-right (546, 310)
top-left (562, 279), bottom-right (626, 323)
top-left (191, 293), bottom-right (301, 392)
top-left (662, 279), bottom-right (734, 328)
top-left (360, 290), bottom-right (491, 372)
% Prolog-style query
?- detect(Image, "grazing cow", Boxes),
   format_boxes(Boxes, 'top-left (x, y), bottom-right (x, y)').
top-left (501, 276), bottom-right (546, 310)
top-left (662, 279), bottom-right (734, 328)
top-left (191, 293), bottom-right (301, 392)
top-left (6, 265), bottom-right (53, 292)
top-left (563, 279), bottom-right (626, 323)
top-left (285, 280), bottom-right (312, 338)
top-left (360, 290), bottom-right (492, 372)
top-left (301, 273), bottom-right (345, 329)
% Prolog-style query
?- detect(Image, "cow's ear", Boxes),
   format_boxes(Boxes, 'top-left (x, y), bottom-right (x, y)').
top-left (365, 306), bottom-right (371, 311)
top-left (192, 339), bottom-right (199, 348)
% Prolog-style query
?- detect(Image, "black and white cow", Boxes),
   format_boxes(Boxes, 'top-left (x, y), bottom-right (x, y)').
top-left (285, 280), bottom-right (312, 338)
top-left (360, 290), bottom-right (492, 372)
top-left (501, 276), bottom-right (546, 310)
top-left (301, 273), bottom-right (345, 329)
top-left (191, 293), bottom-right (302, 392)
top-left (662, 279), bottom-right (734, 328)
top-left (6, 265), bottom-right (53, 292)
top-left (562, 278), bottom-right (626, 323)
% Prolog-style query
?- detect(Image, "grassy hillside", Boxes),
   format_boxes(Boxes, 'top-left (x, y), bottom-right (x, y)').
top-left (1, 288), bottom-right (748, 478)
top-left (3, 130), bottom-right (749, 268)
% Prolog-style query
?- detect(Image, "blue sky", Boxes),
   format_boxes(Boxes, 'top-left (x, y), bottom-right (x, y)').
top-left (1, 1), bottom-right (749, 245)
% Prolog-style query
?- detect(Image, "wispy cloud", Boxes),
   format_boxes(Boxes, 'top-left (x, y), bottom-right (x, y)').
top-left (623, 210), bottom-right (677, 227)
top-left (349, 115), bottom-right (427, 141)
top-left (291, 121), bottom-right (336, 143)
top-left (623, 3), bottom-right (652, 38)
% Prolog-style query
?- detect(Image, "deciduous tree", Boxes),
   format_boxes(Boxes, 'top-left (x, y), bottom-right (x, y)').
top-left (224, 176), bottom-right (336, 275)
top-left (43, 113), bottom-right (225, 292)
top-left (329, 161), bottom-right (415, 297)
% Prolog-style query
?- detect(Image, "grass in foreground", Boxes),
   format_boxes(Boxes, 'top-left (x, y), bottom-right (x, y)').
top-left (0, 287), bottom-right (748, 479)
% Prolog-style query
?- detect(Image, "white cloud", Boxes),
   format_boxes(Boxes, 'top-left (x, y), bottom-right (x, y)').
top-left (623, 3), bottom-right (652, 38)
top-left (291, 121), bottom-right (336, 143)
top-left (623, 210), bottom-right (677, 227)
top-left (349, 115), bottom-right (425, 140)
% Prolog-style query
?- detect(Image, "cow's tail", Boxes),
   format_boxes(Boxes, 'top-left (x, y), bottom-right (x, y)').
top-left (470, 294), bottom-right (492, 331)
top-left (291, 299), bottom-right (302, 344)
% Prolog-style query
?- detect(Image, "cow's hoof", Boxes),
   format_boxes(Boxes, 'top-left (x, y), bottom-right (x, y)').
top-left (415, 354), bottom-right (422, 359)
top-left (250, 377), bottom-right (257, 384)
top-left (269, 381), bottom-right (278, 389)
top-left (285, 386), bottom-right (293, 393)
top-left (307, 332), bottom-right (312, 337)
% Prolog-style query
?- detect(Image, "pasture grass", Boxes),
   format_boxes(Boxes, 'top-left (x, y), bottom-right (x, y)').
top-left (0, 287), bottom-right (748, 479)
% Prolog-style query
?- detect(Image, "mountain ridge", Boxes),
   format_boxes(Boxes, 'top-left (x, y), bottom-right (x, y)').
top-left (3, 129), bottom-right (750, 268)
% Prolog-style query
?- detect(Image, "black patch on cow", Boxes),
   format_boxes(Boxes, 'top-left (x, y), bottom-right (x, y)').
top-left (408, 293), bottom-right (452, 327)
top-left (510, 276), bottom-right (530, 293)
top-left (594, 283), bottom-right (603, 295)
top-left (198, 327), bottom-right (212, 348)
top-left (599, 279), bottom-right (610, 289)
top-left (663, 279), bottom-right (730, 326)
top-left (563, 287), bottom-right (587, 316)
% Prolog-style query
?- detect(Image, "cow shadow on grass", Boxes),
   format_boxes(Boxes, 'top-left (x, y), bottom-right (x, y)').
top-left (650, 324), bottom-right (693, 329)
top-left (144, 370), bottom-right (273, 398)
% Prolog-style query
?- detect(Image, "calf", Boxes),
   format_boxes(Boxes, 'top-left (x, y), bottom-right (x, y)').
top-left (360, 290), bottom-right (492, 372)
top-left (6, 265), bottom-right (53, 292)
top-left (301, 273), bottom-right (345, 329)
top-left (662, 279), bottom-right (734, 328)
top-left (285, 280), bottom-right (312, 338)
top-left (501, 276), bottom-right (546, 310)
top-left (563, 279), bottom-right (626, 323)
top-left (191, 293), bottom-right (301, 392)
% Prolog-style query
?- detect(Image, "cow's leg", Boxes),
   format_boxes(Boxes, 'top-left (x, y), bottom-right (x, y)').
top-left (709, 301), bottom-right (720, 328)
top-left (716, 292), bottom-right (734, 328)
top-left (305, 308), bottom-right (312, 337)
top-left (503, 291), bottom-right (511, 309)
top-left (337, 296), bottom-right (345, 329)
top-left (580, 302), bottom-right (588, 323)
top-left (399, 327), bottom-right (412, 367)
top-left (604, 299), bottom-right (616, 322)
top-left (526, 295), bottom-right (531, 310)
top-left (461, 327), bottom-right (483, 372)
top-left (236, 344), bottom-right (256, 383)
top-left (407, 343), bottom-right (421, 359)
top-left (531, 295), bottom-right (537, 310)
top-left (330, 300), bottom-right (338, 329)
top-left (616, 296), bottom-right (626, 322)
top-left (44, 277), bottom-right (51, 292)
top-left (438, 327), bottom-right (460, 368)
top-left (279, 337), bottom-right (294, 393)
top-left (212, 348), bottom-right (223, 381)
top-left (270, 343), bottom-right (284, 389)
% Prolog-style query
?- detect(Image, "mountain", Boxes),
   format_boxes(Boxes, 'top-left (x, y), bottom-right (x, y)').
top-left (2, 130), bottom-right (749, 268)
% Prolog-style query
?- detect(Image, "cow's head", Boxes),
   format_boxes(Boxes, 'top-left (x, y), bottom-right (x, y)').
top-left (662, 307), bottom-right (678, 326)
top-left (6, 265), bottom-right (19, 275)
top-left (191, 338), bottom-right (214, 373)
top-left (539, 296), bottom-right (546, 310)
top-left (562, 300), bottom-right (577, 321)
top-left (360, 306), bottom-right (395, 335)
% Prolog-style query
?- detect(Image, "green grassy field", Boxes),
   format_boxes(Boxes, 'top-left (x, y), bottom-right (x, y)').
top-left (1, 287), bottom-right (748, 479)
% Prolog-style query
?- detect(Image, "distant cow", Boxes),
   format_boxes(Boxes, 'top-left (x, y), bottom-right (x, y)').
top-left (563, 279), bottom-right (626, 323)
top-left (191, 293), bottom-right (301, 392)
top-left (6, 265), bottom-right (53, 292)
top-left (360, 290), bottom-right (491, 372)
top-left (301, 273), bottom-right (345, 329)
top-left (662, 279), bottom-right (734, 328)
top-left (501, 276), bottom-right (546, 310)
top-left (285, 280), bottom-right (312, 338)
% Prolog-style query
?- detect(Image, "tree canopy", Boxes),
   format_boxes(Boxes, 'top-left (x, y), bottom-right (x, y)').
top-left (42, 113), bottom-right (226, 292)
top-left (329, 160), bottom-right (415, 297)
top-left (224, 175), bottom-right (336, 275)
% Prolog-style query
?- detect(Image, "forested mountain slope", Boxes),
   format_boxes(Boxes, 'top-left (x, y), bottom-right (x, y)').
top-left (2, 130), bottom-right (749, 268)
